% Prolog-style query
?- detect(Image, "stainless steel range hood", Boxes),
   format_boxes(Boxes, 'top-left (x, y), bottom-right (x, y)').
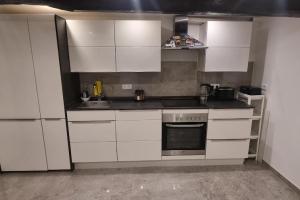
top-left (163, 16), bottom-right (206, 50)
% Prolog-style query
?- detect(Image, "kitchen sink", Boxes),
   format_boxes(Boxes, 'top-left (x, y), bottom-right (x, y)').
top-left (77, 100), bottom-right (111, 109)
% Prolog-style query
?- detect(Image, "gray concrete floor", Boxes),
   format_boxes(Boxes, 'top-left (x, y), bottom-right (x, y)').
top-left (0, 163), bottom-right (299, 200)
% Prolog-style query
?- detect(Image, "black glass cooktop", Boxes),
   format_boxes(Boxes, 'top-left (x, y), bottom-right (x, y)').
top-left (161, 99), bottom-right (208, 108)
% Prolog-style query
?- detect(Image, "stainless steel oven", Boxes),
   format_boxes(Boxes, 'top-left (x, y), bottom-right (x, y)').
top-left (162, 112), bottom-right (208, 156)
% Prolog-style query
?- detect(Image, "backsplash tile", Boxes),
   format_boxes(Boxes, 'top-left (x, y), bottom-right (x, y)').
top-left (80, 62), bottom-right (253, 97)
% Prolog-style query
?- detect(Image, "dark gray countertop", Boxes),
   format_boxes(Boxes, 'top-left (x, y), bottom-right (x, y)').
top-left (67, 97), bottom-right (253, 111)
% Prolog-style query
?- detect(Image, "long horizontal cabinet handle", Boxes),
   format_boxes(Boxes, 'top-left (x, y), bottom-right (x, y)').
top-left (210, 118), bottom-right (251, 121)
top-left (208, 139), bottom-right (249, 141)
top-left (165, 124), bottom-right (204, 128)
top-left (69, 120), bottom-right (114, 124)
top-left (42, 118), bottom-right (64, 121)
top-left (0, 119), bottom-right (40, 121)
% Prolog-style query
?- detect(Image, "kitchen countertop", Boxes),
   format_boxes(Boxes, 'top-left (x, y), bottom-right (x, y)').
top-left (67, 97), bottom-right (253, 111)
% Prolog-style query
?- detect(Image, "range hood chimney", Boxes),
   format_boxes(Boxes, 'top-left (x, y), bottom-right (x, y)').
top-left (163, 16), bottom-right (206, 49)
top-left (174, 16), bottom-right (189, 36)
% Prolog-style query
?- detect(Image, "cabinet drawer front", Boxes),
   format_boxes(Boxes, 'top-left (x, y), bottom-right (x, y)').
top-left (205, 47), bottom-right (250, 72)
top-left (71, 142), bottom-right (117, 163)
top-left (207, 119), bottom-right (251, 139)
top-left (209, 109), bottom-right (253, 119)
top-left (69, 47), bottom-right (116, 72)
top-left (69, 121), bottom-right (116, 142)
top-left (67, 111), bottom-right (115, 121)
top-left (116, 47), bottom-right (161, 72)
top-left (116, 110), bottom-right (161, 120)
top-left (206, 139), bottom-right (249, 159)
top-left (116, 120), bottom-right (161, 141)
top-left (117, 141), bottom-right (161, 161)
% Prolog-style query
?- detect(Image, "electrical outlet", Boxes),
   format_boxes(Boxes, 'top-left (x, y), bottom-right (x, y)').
top-left (211, 83), bottom-right (220, 89)
top-left (122, 84), bottom-right (133, 90)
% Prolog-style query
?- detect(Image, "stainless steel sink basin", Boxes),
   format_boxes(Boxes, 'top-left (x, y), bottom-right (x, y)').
top-left (77, 101), bottom-right (111, 109)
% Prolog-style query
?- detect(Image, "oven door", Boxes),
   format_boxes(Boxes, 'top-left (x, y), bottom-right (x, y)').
top-left (162, 122), bottom-right (207, 156)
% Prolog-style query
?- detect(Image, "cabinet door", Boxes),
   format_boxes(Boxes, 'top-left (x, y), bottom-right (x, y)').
top-left (0, 120), bottom-right (47, 171)
top-left (28, 16), bottom-right (65, 118)
top-left (206, 21), bottom-right (252, 47)
top-left (204, 47), bottom-right (250, 72)
top-left (69, 47), bottom-right (116, 72)
top-left (116, 47), bottom-right (161, 72)
top-left (42, 119), bottom-right (70, 170)
top-left (71, 142), bottom-right (117, 162)
top-left (207, 119), bottom-right (252, 139)
top-left (206, 139), bottom-right (250, 159)
top-left (69, 121), bottom-right (116, 142)
top-left (116, 120), bottom-right (161, 141)
top-left (67, 20), bottom-right (115, 46)
top-left (115, 20), bottom-right (161, 46)
top-left (117, 141), bottom-right (161, 161)
top-left (0, 16), bottom-right (40, 119)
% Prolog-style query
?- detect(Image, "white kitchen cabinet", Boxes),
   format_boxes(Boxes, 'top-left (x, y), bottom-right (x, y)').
top-left (206, 108), bottom-right (253, 159)
top-left (115, 20), bottom-right (161, 72)
top-left (116, 120), bottom-right (161, 141)
top-left (117, 141), bottom-right (161, 161)
top-left (69, 121), bottom-right (116, 142)
top-left (0, 120), bottom-right (47, 171)
top-left (71, 142), bottom-right (117, 162)
top-left (67, 20), bottom-right (115, 46)
top-left (115, 20), bottom-right (161, 46)
top-left (0, 16), bottom-right (40, 119)
top-left (67, 110), bottom-right (117, 163)
top-left (204, 47), bottom-right (250, 72)
top-left (206, 139), bottom-right (250, 159)
top-left (199, 21), bottom-right (252, 72)
top-left (42, 119), bottom-right (70, 170)
top-left (207, 119), bottom-right (252, 139)
top-left (66, 20), bottom-right (116, 72)
top-left (28, 15), bottom-right (65, 118)
top-left (205, 21), bottom-right (252, 47)
top-left (69, 46), bottom-right (116, 72)
top-left (116, 47), bottom-right (161, 72)
top-left (115, 110), bottom-right (162, 161)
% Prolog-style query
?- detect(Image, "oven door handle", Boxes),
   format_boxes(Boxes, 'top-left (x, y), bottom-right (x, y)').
top-left (165, 124), bottom-right (204, 128)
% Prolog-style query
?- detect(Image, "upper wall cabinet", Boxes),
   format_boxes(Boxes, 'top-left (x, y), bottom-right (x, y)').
top-left (199, 21), bottom-right (252, 72)
top-left (66, 20), bottom-right (116, 72)
top-left (67, 20), bottom-right (115, 46)
top-left (205, 21), bottom-right (252, 47)
top-left (115, 20), bottom-right (161, 46)
top-left (115, 20), bottom-right (161, 72)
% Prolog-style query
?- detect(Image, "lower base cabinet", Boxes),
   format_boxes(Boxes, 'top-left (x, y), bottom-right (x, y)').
top-left (0, 120), bottom-right (47, 171)
top-left (42, 119), bottom-right (70, 170)
top-left (117, 141), bottom-right (161, 161)
top-left (206, 139), bottom-right (250, 159)
top-left (71, 142), bottom-right (117, 163)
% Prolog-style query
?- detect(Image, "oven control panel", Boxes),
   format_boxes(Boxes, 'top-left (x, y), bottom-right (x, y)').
top-left (163, 113), bottom-right (208, 123)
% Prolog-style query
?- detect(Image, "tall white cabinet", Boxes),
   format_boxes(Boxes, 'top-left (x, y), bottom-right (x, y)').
top-left (0, 15), bottom-right (70, 171)
top-left (0, 16), bottom-right (40, 119)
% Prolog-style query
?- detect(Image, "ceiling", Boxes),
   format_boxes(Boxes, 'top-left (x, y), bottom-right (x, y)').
top-left (1, 0), bottom-right (300, 16)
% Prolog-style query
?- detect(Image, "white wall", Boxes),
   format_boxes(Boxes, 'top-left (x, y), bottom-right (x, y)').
top-left (252, 17), bottom-right (300, 189)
